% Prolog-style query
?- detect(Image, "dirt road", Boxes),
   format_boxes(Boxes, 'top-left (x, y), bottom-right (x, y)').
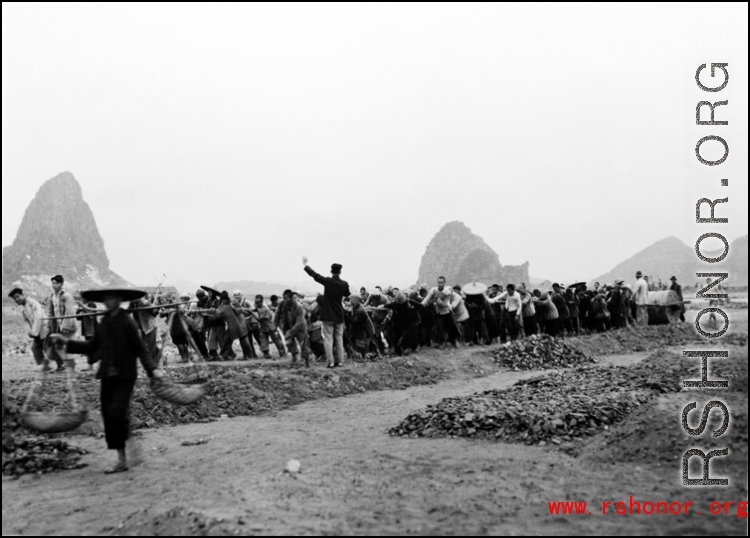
top-left (4, 348), bottom-right (746, 536)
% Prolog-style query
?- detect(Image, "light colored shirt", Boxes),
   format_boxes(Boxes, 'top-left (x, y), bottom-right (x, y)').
top-left (493, 291), bottom-right (523, 314)
top-left (46, 289), bottom-right (78, 334)
top-left (633, 278), bottom-right (649, 305)
top-left (422, 287), bottom-right (459, 316)
top-left (452, 295), bottom-right (469, 322)
top-left (520, 291), bottom-right (536, 317)
top-left (20, 298), bottom-right (47, 338)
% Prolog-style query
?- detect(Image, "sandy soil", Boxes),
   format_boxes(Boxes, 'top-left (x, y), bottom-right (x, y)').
top-left (2, 308), bottom-right (747, 536)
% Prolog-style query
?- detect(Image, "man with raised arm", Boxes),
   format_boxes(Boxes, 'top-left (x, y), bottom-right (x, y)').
top-left (302, 257), bottom-right (351, 368)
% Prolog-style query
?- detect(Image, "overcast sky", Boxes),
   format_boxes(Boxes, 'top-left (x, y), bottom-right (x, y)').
top-left (2, 3), bottom-right (748, 289)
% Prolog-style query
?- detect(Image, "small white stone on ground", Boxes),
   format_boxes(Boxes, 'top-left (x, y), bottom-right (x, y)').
top-left (284, 459), bottom-right (301, 474)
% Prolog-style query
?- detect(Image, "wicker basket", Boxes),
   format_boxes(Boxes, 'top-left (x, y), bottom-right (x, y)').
top-left (20, 409), bottom-right (89, 434)
top-left (150, 377), bottom-right (208, 405)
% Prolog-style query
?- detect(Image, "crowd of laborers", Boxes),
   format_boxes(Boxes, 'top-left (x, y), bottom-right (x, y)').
top-left (8, 266), bottom-right (692, 372)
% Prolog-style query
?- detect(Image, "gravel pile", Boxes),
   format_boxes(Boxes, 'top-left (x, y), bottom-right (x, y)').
top-left (487, 334), bottom-right (595, 370)
top-left (390, 350), bottom-right (691, 445)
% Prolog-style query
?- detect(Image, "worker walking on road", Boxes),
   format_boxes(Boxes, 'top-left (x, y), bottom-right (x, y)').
top-left (51, 288), bottom-right (164, 474)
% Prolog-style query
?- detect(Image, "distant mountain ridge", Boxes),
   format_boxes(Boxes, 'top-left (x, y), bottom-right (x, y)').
top-left (417, 221), bottom-right (529, 287)
top-left (593, 235), bottom-right (747, 287)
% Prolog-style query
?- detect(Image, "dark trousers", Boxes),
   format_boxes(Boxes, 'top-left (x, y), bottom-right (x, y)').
top-left (544, 318), bottom-right (561, 337)
top-left (566, 315), bottom-right (580, 335)
top-left (190, 329), bottom-right (209, 357)
top-left (465, 318), bottom-right (489, 344)
top-left (44, 329), bottom-right (73, 368)
top-left (30, 337), bottom-right (46, 365)
top-left (393, 324), bottom-right (420, 354)
top-left (505, 313), bottom-right (522, 341)
top-left (435, 313), bottom-right (460, 345)
top-left (221, 334), bottom-right (255, 359)
top-left (419, 324), bottom-right (433, 347)
top-left (610, 312), bottom-right (626, 329)
top-left (373, 323), bottom-right (388, 353)
top-left (101, 378), bottom-right (136, 450)
top-left (523, 315), bottom-right (538, 336)
top-left (141, 330), bottom-right (160, 366)
top-left (497, 310), bottom-right (508, 343)
top-left (259, 330), bottom-right (285, 356)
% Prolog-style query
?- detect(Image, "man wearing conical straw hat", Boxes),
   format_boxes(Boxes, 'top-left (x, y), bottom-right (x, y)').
top-left (51, 288), bottom-right (164, 474)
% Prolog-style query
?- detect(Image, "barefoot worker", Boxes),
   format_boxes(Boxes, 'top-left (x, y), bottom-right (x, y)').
top-left (50, 288), bottom-right (164, 474)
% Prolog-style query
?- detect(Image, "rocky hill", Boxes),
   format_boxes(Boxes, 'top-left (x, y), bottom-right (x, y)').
top-left (593, 235), bottom-right (748, 287)
top-left (417, 221), bottom-right (529, 288)
top-left (2, 172), bottom-right (130, 298)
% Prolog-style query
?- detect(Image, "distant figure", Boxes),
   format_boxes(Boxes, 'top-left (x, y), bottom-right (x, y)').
top-left (551, 284), bottom-right (569, 336)
top-left (254, 294), bottom-right (286, 359)
top-left (422, 276), bottom-right (460, 349)
top-left (359, 287), bottom-right (370, 304)
top-left (384, 292), bottom-right (422, 355)
top-left (207, 291), bottom-right (255, 361)
top-left (274, 289), bottom-right (310, 366)
top-left (633, 271), bottom-right (649, 326)
top-left (669, 276), bottom-right (685, 322)
top-left (491, 284), bottom-right (524, 342)
top-left (130, 293), bottom-right (162, 368)
top-left (45, 275), bottom-right (78, 371)
top-left (349, 294), bottom-right (377, 359)
top-left (534, 291), bottom-right (560, 336)
top-left (451, 285), bottom-right (470, 343)
top-left (303, 257), bottom-right (351, 368)
top-left (8, 287), bottom-right (49, 370)
top-left (607, 281), bottom-right (627, 329)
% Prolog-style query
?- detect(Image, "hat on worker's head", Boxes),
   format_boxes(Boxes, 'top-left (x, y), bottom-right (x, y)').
top-left (196, 289), bottom-right (206, 297)
top-left (200, 285), bottom-right (220, 296)
top-left (81, 288), bottom-right (147, 303)
top-left (331, 263), bottom-right (342, 275)
top-left (220, 291), bottom-right (231, 302)
top-left (670, 276), bottom-right (677, 281)
top-left (636, 271), bottom-right (643, 278)
top-left (615, 280), bottom-right (624, 286)
top-left (395, 293), bottom-right (407, 304)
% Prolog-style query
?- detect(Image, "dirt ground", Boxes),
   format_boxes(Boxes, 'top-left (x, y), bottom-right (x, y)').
top-left (2, 307), bottom-right (748, 536)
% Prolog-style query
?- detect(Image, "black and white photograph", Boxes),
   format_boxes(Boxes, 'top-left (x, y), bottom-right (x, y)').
top-left (2, 3), bottom-right (747, 535)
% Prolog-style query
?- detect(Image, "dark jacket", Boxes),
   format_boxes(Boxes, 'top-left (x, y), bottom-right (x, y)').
top-left (274, 300), bottom-right (308, 339)
top-left (465, 294), bottom-right (488, 320)
top-left (351, 304), bottom-right (375, 340)
top-left (207, 303), bottom-right (248, 340)
top-left (552, 293), bottom-right (569, 320)
top-left (385, 300), bottom-right (422, 328)
top-left (564, 290), bottom-right (580, 318)
top-left (304, 266), bottom-right (350, 324)
top-left (67, 308), bottom-right (155, 381)
top-left (607, 289), bottom-right (626, 315)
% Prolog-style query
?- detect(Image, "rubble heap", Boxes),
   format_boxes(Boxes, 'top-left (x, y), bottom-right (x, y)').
top-left (487, 334), bottom-right (595, 370)
top-left (390, 350), bottom-right (698, 445)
